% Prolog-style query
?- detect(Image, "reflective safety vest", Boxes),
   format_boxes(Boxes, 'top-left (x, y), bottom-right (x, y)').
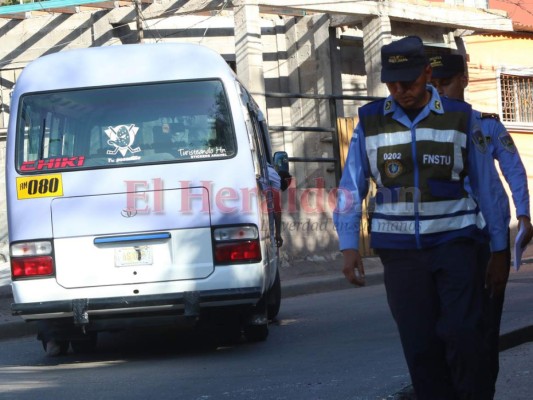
top-left (359, 98), bottom-right (487, 249)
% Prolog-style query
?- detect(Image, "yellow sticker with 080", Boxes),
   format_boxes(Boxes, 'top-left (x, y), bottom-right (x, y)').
top-left (16, 174), bottom-right (64, 200)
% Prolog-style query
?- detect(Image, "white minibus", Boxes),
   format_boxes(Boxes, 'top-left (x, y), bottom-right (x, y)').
top-left (6, 43), bottom-right (283, 355)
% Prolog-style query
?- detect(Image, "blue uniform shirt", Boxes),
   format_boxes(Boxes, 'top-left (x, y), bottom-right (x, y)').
top-left (475, 111), bottom-right (530, 219)
top-left (334, 86), bottom-right (509, 252)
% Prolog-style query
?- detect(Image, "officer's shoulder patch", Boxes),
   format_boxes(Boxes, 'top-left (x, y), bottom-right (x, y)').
top-left (480, 112), bottom-right (500, 121)
top-left (498, 133), bottom-right (517, 153)
top-left (472, 129), bottom-right (487, 153)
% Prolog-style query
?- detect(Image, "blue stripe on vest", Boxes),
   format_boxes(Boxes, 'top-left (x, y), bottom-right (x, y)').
top-left (373, 208), bottom-right (478, 222)
top-left (371, 226), bottom-right (488, 250)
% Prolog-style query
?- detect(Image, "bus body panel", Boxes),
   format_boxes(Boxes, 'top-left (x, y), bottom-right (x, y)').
top-left (54, 227), bottom-right (215, 288)
top-left (6, 43), bottom-right (279, 347)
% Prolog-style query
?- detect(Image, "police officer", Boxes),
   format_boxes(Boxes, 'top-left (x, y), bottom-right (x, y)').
top-left (430, 53), bottom-right (533, 397)
top-left (334, 36), bottom-right (509, 399)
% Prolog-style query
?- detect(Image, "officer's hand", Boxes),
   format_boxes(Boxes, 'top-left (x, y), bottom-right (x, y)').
top-left (486, 251), bottom-right (509, 298)
top-left (275, 235), bottom-right (283, 248)
top-left (518, 216), bottom-right (533, 248)
top-left (341, 249), bottom-right (365, 287)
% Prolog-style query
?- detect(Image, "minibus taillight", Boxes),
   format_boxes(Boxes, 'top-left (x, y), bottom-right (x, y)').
top-left (10, 241), bottom-right (54, 279)
top-left (213, 226), bottom-right (261, 264)
top-left (12, 257), bottom-right (54, 278)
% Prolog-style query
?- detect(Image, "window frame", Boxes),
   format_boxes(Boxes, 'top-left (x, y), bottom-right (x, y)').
top-left (497, 66), bottom-right (533, 133)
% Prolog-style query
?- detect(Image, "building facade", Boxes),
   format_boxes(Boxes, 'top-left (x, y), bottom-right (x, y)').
top-left (0, 0), bottom-right (516, 260)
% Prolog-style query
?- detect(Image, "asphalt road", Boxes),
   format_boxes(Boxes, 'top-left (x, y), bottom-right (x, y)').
top-left (0, 259), bottom-right (531, 399)
top-left (0, 285), bottom-right (411, 400)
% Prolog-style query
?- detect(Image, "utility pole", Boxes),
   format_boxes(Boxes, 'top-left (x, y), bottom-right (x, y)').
top-left (135, 0), bottom-right (143, 43)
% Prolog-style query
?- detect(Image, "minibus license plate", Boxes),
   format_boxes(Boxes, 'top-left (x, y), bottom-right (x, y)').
top-left (115, 246), bottom-right (153, 267)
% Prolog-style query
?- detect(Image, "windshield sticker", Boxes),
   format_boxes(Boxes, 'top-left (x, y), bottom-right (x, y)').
top-left (20, 156), bottom-right (85, 172)
top-left (17, 174), bottom-right (63, 200)
top-left (107, 155), bottom-right (141, 164)
top-left (105, 124), bottom-right (141, 157)
top-left (178, 146), bottom-right (228, 159)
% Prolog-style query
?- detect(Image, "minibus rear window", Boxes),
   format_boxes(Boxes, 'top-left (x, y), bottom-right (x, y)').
top-left (15, 80), bottom-right (236, 173)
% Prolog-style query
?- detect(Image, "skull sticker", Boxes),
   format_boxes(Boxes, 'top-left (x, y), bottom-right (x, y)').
top-left (105, 124), bottom-right (141, 156)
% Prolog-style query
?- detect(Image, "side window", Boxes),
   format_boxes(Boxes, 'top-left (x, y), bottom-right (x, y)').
top-left (247, 119), bottom-right (262, 178)
top-left (19, 106), bottom-right (42, 162)
top-left (47, 113), bottom-right (74, 158)
top-left (89, 126), bottom-right (106, 157)
top-left (239, 83), bottom-right (270, 177)
top-left (18, 108), bottom-right (75, 162)
top-left (258, 114), bottom-right (273, 164)
top-left (248, 106), bottom-right (268, 180)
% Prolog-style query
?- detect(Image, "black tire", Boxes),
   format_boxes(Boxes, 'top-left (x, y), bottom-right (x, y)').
top-left (219, 322), bottom-right (244, 345)
top-left (243, 324), bottom-right (269, 342)
top-left (267, 268), bottom-right (281, 320)
top-left (42, 339), bottom-right (69, 357)
top-left (71, 333), bottom-right (98, 354)
top-left (195, 310), bottom-right (242, 347)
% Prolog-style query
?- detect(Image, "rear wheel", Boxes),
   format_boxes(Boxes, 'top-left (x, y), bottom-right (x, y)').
top-left (71, 333), bottom-right (98, 354)
top-left (244, 296), bottom-right (269, 342)
top-left (243, 324), bottom-right (268, 342)
top-left (42, 339), bottom-right (69, 357)
top-left (196, 310), bottom-right (243, 347)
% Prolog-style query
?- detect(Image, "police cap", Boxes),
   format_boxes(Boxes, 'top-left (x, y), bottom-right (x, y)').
top-left (381, 36), bottom-right (428, 83)
top-left (430, 54), bottom-right (465, 79)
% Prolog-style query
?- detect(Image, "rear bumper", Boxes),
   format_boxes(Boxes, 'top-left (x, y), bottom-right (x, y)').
top-left (12, 287), bottom-right (262, 325)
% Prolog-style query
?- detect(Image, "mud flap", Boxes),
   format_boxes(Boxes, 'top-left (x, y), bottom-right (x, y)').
top-left (73, 298), bottom-right (89, 326)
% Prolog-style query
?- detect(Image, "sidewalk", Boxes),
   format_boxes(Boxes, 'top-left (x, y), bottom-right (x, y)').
top-left (1, 251), bottom-right (532, 400)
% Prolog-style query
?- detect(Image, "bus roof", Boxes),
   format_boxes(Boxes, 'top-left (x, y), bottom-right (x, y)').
top-left (13, 43), bottom-right (237, 95)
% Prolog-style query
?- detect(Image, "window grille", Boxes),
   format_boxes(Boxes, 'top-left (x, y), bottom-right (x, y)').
top-left (500, 73), bottom-right (533, 124)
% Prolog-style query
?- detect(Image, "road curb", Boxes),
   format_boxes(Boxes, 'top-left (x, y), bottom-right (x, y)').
top-left (281, 269), bottom-right (384, 298)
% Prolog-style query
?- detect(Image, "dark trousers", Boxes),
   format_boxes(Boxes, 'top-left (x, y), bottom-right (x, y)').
top-left (378, 239), bottom-right (492, 400)
top-left (479, 234), bottom-right (511, 398)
